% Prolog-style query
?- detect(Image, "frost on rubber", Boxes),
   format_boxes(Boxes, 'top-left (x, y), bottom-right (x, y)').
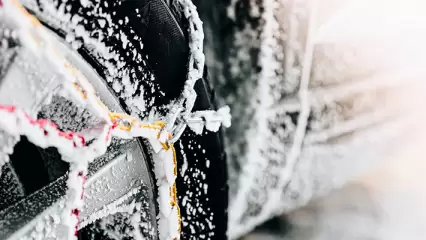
top-left (0, 1), bottom-right (180, 239)
top-left (0, 0), bottom-right (230, 239)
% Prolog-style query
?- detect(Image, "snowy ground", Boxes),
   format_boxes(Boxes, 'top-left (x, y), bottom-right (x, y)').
top-left (245, 145), bottom-right (426, 240)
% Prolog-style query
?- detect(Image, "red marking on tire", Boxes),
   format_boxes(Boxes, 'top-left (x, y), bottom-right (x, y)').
top-left (0, 105), bottom-right (16, 112)
top-left (73, 172), bottom-right (87, 236)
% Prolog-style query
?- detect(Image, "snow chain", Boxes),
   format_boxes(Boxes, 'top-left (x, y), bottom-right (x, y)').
top-left (0, 0), bottom-right (230, 239)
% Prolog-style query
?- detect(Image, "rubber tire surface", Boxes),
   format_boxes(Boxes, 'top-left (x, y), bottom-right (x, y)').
top-left (22, 0), bottom-right (228, 239)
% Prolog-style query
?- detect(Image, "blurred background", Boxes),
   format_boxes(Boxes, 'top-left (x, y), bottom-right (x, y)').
top-left (195, 0), bottom-right (426, 239)
top-left (245, 146), bottom-right (426, 240)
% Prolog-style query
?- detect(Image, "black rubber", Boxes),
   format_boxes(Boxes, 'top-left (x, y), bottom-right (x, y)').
top-left (116, 0), bottom-right (189, 100)
top-left (176, 67), bottom-right (228, 240)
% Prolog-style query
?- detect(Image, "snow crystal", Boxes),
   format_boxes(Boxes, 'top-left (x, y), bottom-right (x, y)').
top-left (179, 141), bottom-right (188, 177)
top-left (186, 106), bottom-right (232, 135)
